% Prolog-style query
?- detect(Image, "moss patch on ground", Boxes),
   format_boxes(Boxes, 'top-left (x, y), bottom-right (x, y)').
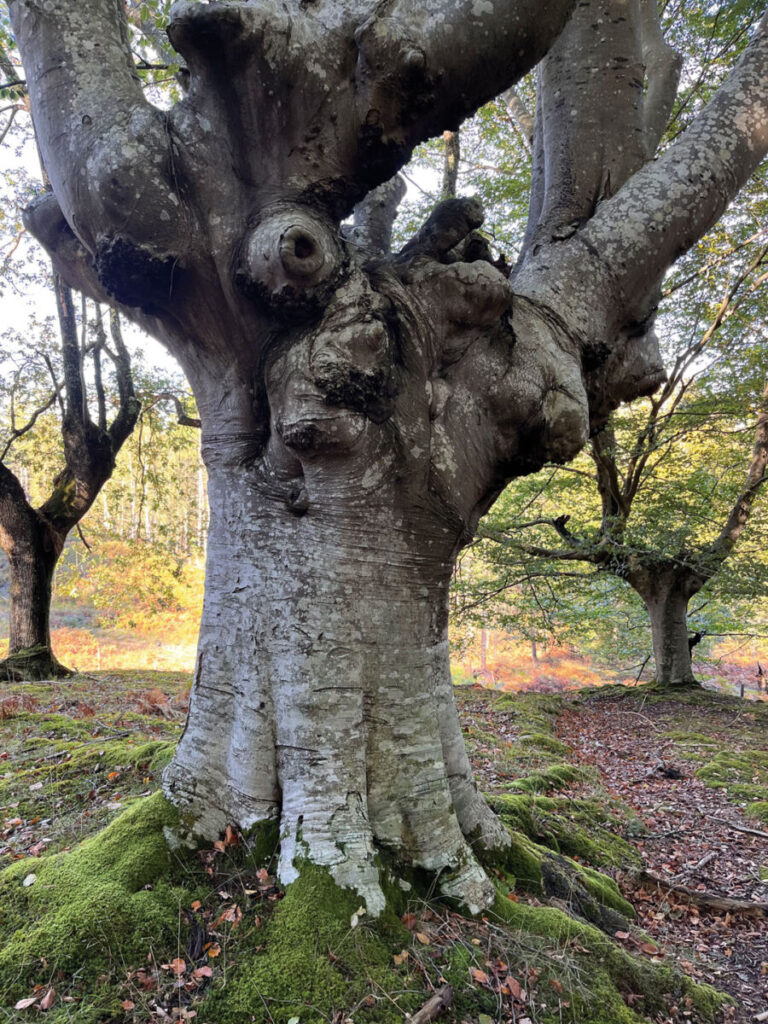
top-left (488, 892), bottom-right (724, 1024)
top-left (0, 792), bottom-right (192, 1021)
top-left (696, 750), bottom-right (768, 822)
top-left (0, 675), bottom-right (740, 1023)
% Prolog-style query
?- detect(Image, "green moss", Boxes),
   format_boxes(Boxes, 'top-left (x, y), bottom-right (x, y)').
top-left (696, 750), bottom-right (768, 818)
top-left (488, 793), bottom-right (639, 869)
top-left (0, 791), bottom-right (188, 1010)
top-left (201, 863), bottom-right (415, 1024)
top-left (505, 762), bottom-right (595, 793)
top-left (746, 801), bottom-right (768, 823)
top-left (490, 891), bottom-right (725, 1024)
top-left (518, 731), bottom-right (570, 754)
top-left (663, 730), bottom-right (721, 746)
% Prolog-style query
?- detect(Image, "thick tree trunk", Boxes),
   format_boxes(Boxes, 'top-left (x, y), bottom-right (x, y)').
top-left (165, 455), bottom-right (509, 913)
top-left (629, 569), bottom-right (702, 688)
top-left (0, 522), bottom-right (71, 681)
top-left (646, 588), bottom-right (696, 688)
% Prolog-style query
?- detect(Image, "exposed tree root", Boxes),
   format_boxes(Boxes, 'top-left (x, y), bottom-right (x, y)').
top-left (0, 646), bottom-right (74, 682)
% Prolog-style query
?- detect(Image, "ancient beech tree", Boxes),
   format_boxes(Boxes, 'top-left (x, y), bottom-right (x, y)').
top-left (8, 0), bottom-right (768, 912)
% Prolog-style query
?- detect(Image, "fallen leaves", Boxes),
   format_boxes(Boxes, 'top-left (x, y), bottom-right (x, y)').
top-left (14, 987), bottom-right (55, 1012)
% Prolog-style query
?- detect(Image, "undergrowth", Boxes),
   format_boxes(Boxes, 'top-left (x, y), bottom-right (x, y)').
top-left (0, 678), bottom-right (734, 1023)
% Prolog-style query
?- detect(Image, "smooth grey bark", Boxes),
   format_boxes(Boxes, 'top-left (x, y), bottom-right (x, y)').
top-left (8, 0), bottom-right (768, 911)
top-left (626, 565), bottom-right (702, 687)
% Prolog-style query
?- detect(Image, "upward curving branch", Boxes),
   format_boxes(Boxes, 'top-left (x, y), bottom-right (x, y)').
top-left (579, 13), bottom-right (768, 324)
top-left (9, 0), bottom-right (186, 274)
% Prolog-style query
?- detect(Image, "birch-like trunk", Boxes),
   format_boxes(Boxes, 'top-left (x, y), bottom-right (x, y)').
top-left (166, 456), bottom-right (507, 912)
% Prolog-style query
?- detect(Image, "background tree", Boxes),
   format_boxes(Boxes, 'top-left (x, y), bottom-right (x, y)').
top-left (0, 285), bottom-right (140, 679)
top-left (7, 0), bottom-right (768, 916)
top-left (472, 226), bottom-right (768, 684)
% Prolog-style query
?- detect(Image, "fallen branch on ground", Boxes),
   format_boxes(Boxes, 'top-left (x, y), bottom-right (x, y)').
top-left (408, 985), bottom-right (454, 1024)
top-left (706, 815), bottom-right (768, 840)
top-left (639, 869), bottom-right (768, 916)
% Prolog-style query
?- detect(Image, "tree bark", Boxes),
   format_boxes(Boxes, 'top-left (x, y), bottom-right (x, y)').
top-left (628, 567), bottom-right (702, 688)
top-left (0, 500), bottom-right (70, 681)
top-left (9, 0), bottom-right (768, 913)
top-left (165, 454), bottom-right (507, 913)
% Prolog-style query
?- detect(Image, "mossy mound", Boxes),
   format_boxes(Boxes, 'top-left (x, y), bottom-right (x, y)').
top-left (201, 864), bottom-right (416, 1024)
top-left (488, 821), bottom-right (634, 933)
top-left (696, 749), bottom-right (768, 818)
top-left (488, 792), bottom-right (640, 869)
top-left (502, 761), bottom-right (596, 793)
top-left (0, 792), bottom-right (191, 1020)
top-left (489, 892), bottom-right (724, 1024)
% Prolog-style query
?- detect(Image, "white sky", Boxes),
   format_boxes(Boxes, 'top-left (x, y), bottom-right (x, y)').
top-left (1, 114), bottom-right (184, 380)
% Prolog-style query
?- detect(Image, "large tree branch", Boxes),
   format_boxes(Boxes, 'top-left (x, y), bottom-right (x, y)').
top-left (9, 0), bottom-right (188, 295)
top-left (636, 0), bottom-right (683, 156)
top-left (578, 13), bottom-right (768, 323)
top-left (352, 0), bottom-right (575, 158)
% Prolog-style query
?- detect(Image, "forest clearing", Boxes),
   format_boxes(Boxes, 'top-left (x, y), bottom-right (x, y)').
top-left (3, 0), bottom-right (768, 1021)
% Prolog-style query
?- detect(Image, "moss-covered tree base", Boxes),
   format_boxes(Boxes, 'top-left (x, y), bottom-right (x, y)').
top-left (0, 792), bottom-right (728, 1024)
top-left (0, 645), bottom-right (74, 682)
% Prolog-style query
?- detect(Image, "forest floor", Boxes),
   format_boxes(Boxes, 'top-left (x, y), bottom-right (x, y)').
top-left (0, 674), bottom-right (766, 1023)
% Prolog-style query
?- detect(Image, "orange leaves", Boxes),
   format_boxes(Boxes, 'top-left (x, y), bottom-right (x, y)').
top-left (212, 824), bottom-right (240, 854)
top-left (0, 695), bottom-right (39, 721)
top-left (161, 958), bottom-right (187, 975)
top-left (470, 961), bottom-right (527, 1005)
top-left (215, 904), bottom-right (242, 928)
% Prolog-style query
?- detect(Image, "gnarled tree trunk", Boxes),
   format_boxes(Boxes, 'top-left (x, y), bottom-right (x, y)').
top-left (9, 0), bottom-right (768, 911)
